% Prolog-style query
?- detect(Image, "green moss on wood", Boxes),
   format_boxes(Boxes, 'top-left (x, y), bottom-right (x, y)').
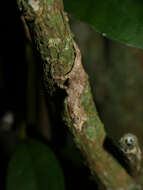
top-left (18, 0), bottom-right (74, 94)
top-left (80, 83), bottom-right (105, 141)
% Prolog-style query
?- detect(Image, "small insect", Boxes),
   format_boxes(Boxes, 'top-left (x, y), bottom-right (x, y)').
top-left (119, 133), bottom-right (142, 175)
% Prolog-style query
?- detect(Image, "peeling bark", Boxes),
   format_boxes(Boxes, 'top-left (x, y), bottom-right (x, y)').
top-left (16, 0), bottom-right (142, 189)
top-left (53, 40), bottom-right (88, 132)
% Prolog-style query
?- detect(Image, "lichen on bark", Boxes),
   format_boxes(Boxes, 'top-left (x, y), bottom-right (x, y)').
top-left (17, 0), bottom-right (74, 94)
top-left (16, 0), bottom-right (143, 189)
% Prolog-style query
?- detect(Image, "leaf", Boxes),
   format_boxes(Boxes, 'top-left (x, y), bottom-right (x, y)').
top-left (64, 0), bottom-right (143, 49)
top-left (7, 139), bottom-right (65, 190)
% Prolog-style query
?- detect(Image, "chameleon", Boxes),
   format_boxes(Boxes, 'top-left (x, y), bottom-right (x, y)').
top-left (119, 133), bottom-right (142, 176)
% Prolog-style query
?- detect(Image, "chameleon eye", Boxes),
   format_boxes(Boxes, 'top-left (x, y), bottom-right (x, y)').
top-left (125, 136), bottom-right (134, 146)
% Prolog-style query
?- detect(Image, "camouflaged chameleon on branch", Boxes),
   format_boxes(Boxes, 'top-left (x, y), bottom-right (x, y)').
top-left (119, 133), bottom-right (142, 176)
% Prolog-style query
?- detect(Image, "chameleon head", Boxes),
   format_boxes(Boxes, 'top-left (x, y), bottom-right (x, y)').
top-left (119, 133), bottom-right (139, 154)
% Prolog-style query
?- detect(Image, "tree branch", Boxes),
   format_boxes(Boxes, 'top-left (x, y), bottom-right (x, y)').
top-left (16, 0), bottom-right (142, 189)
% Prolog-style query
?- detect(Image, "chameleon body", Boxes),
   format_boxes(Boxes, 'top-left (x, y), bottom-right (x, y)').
top-left (119, 133), bottom-right (142, 176)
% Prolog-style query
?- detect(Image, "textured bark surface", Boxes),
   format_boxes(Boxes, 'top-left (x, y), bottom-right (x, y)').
top-left (16, 0), bottom-right (142, 189)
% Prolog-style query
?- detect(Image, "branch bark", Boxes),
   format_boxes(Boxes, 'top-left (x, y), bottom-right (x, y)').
top-left (16, 0), bottom-right (142, 189)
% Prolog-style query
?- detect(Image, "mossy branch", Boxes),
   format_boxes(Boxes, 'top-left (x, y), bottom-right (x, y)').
top-left (16, 0), bottom-right (142, 189)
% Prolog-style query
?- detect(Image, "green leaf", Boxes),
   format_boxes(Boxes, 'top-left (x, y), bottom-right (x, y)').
top-left (64, 0), bottom-right (143, 49)
top-left (7, 139), bottom-right (65, 190)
